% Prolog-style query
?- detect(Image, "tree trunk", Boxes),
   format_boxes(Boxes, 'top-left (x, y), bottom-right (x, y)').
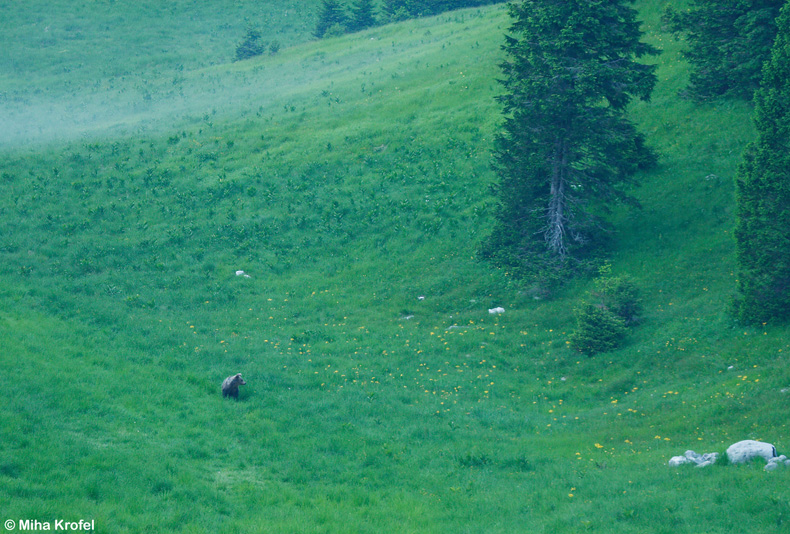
top-left (546, 137), bottom-right (569, 257)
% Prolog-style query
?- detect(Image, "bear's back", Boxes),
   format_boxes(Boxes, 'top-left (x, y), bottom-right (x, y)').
top-left (221, 374), bottom-right (243, 398)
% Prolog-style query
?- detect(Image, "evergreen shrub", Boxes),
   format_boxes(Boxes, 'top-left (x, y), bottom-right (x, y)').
top-left (569, 303), bottom-right (627, 356)
top-left (591, 272), bottom-right (642, 326)
top-left (235, 28), bottom-right (265, 61)
top-left (569, 267), bottom-right (642, 355)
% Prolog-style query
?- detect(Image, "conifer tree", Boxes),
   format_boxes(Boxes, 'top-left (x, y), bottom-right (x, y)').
top-left (664, 0), bottom-right (783, 100)
top-left (234, 28), bottom-right (265, 61)
top-left (382, 0), bottom-right (412, 21)
top-left (315, 0), bottom-right (348, 38)
top-left (348, 0), bottom-right (377, 32)
top-left (733, 2), bottom-right (790, 323)
top-left (482, 0), bottom-right (658, 284)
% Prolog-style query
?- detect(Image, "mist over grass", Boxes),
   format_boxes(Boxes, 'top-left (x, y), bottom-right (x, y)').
top-left (0, 6), bottom-right (495, 147)
top-left (0, 0), bottom-right (322, 146)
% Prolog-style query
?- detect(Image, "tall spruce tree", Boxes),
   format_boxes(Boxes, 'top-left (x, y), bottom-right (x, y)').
top-left (348, 0), bottom-right (377, 32)
top-left (664, 0), bottom-right (783, 100)
top-left (733, 2), bottom-right (790, 323)
top-left (314, 0), bottom-right (348, 38)
top-left (482, 0), bottom-right (658, 284)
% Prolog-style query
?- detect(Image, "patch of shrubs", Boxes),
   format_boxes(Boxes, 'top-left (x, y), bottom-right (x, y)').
top-left (569, 266), bottom-right (642, 356)
top-left (235, 28), bottom-right (281, 61)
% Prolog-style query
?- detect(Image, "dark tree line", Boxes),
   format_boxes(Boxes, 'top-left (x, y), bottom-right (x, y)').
top-left (315, 0), bottom-right (373, 38)
top-left (315, 0), bottom-right (507, 38)
top-left (382, 0), bottom-right (505, 20)
top-left (660, 0), bottom-right (790, 323)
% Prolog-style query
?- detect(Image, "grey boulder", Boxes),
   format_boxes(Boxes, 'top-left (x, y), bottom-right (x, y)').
top-left (726, 440), bottom-right (777, 464)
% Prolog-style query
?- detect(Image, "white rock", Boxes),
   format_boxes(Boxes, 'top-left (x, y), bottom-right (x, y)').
top-left (765, 455), bottom-right (789, 471)
top-left (765, 454), bottom-right (790, 471)
top-left (684, 450), bottom-right (702, 462)
top-left (726, 440), bottom-right (777, 464)
top-left (692, 451), bottom-right (719, 464)
top-left (235, 270), bottom-right (245, 276)
top-left (669, 450), bottom-right (718, 468)
top-left (488, 307), bottom-right (505, 314)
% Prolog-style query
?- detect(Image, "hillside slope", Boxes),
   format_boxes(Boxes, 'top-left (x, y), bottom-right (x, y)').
top-left (0, 0), bottom-right (321, 145)
top-left (1, 2), bottom-right (789, 532)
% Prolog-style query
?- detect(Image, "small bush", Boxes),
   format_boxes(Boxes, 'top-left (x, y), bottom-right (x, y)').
top-left (569, 303), bottom-right (627, 355)
top-left (235, 28), bottom-right (265, 61)
top-left (591, 271), bottom-right (642, 326)
top-left (324, 23), bottom-right (348, 38)
top-left (569, 266), bottom-right (642, 355)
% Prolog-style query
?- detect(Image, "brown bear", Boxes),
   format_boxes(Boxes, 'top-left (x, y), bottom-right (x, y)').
top-left (221, 373), bottom-right (246, 398)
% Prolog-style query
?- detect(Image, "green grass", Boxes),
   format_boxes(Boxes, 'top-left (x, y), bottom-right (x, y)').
top-left (1, 1), bottom-right (790, 532)
top-left (0, 0), bottom-right (321, 84)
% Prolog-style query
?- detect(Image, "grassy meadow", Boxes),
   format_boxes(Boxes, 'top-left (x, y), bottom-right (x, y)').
top-left (1, 0), bottom-right (790, 532)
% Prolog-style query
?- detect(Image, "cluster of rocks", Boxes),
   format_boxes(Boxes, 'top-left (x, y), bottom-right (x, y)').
top-left (668, 450), bottom-right (719, 468)
top-left (765, 455), bottom-right (790, 471)
top-left (669, 440), bottom-right (787, 472)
